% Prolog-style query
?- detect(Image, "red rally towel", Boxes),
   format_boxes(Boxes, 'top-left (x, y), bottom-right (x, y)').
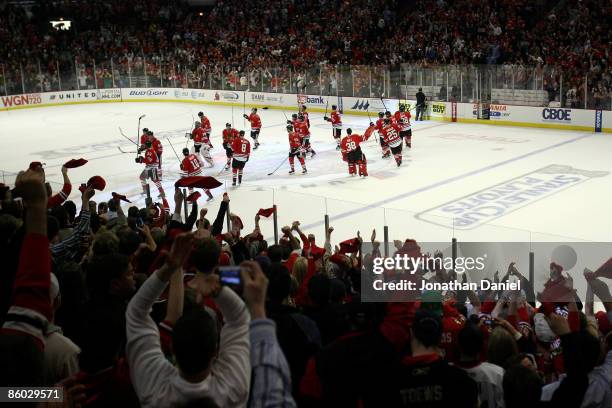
top-left (175, 176), bottom-right (222, 190)
top-left (112, 192), bottom-right (131, 203)
top-left (339, 238), bottom-right (360, 254)
top-left (186, 191), bottom-right (201, 202)
top-left (256, 207), bottom-right (276, 218)
top-left (63, 158), bottom-right (88, 168)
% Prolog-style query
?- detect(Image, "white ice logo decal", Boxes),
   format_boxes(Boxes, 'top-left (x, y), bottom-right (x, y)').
top-left (415, 165), bottom-right (609, 229)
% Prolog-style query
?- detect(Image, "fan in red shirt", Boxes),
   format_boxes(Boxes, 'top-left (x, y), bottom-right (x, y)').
top-left (295, 113), bottom-right (316, 158)
top-left (379, 118), bottom-right (404, 167)
top-left (230, 131), bottom-right (251, 186)
top-left (243, 108), bottom-right (262, 149)
top-left (323, 105), bottom-right (343, 150)
top-left (190, 122), bottom-right (213, 167)
top-left (135, 140), bottom-right (165, 198)
top-left (394, 104), bottom-right (413, 148)
top-left (287, 125), bottom-right (307, 175)
top-left (180, 148), bottom-right (213, 201)
top-left (374, 112), bottom-right (391, 158)
top-left (340, 128), bottom-right (368, 177)
top-left (222, 123), bottom-right (239, 170)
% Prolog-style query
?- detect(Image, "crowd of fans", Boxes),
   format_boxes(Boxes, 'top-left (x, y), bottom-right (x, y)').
top-left (1, 160), bottom-right (612, 407)
top-left (0, 0), bottom-right (609, 108)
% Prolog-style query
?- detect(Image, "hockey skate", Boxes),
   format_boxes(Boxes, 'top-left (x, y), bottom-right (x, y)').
top-left (289, 169), bottom-right (295, 175)
top-left (302, 168), bottom-right (307, 174)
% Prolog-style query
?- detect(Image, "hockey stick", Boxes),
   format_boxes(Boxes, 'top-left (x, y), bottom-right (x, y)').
top-left (323, 84), bottom-right (330, 117)
top-left (215, 165), bottom-right (229, 177)
top-left (185, 114), bottom-right (195, 149)
top-left (380, 96), bottom-right (389, 112)
top-left (117, 146), bottom-right (136, 154)
top-left (242, 91), bottom-right (246, 128)
top-left (137, 114), bottom-right (146, 157)
top-left (118, 127), bottom-right (138, 145)
top-left (267, 157), bottom-right (287, 176)
top-left (166, 137), bottom-right (181, 161)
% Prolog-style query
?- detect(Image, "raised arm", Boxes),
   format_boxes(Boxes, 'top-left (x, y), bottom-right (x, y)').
top-left (2, 168), bottom-right (51, 346)
top-left (47, 166), bottom-right (72, 208)
top-left (242, 261), bottom-right (296, 408)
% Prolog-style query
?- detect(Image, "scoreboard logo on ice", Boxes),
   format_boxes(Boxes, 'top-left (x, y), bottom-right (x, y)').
top-left (415, 165), bottom-right (609, 229)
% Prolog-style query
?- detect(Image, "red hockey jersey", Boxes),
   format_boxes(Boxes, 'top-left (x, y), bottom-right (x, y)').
top-left (180, 154), bottom-right (203, 176)
top-left (140, 136), bottom-right (163, 154)
top-left (231, 137), bottom-right (251, 161)
top-left (330, 110), bottom-right (342, 128)
top-left (380, 123), bottom-right (403, 148)
top-left (246, 113), bottom-right (262, 130)
top-left (289, 131), bottom-right (303, 149)
top-left (394, 111), bottom-right (412, 131)
top-left (192, 127), bottom-right (209, 145)
top-left (340, 134), bottom-right (362, 154)
top-left (142, 147), bottom-right (160, 169)
top-left (200, 116), bottom-right (212, 133)
top-left (294, 120), bottom-right (310, 138)
top-left (223, 128), bottom-right (239, 144)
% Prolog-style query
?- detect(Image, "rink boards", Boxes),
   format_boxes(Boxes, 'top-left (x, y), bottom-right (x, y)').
top-left (1, 87), bottom-right (610, 133)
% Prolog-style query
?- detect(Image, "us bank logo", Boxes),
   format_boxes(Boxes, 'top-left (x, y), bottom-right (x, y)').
top-left (415, 165), bottom-right (609, 229)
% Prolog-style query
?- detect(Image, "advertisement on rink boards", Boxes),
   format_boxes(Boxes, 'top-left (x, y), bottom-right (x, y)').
top-left (471, 103), bottom-right (510, 120)
top-left (430, 102), bottom-right (448, 117)
top-left (1, 93), bottom-right (42, 108)
top-left (341, 97), bottom-right (401, 115)
top-left (122, 88), bottom-right (174, 100)
top-left (96, 88), bottom-right (121, 101)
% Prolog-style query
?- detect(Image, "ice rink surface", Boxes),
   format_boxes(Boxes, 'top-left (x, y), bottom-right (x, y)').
top-left (1, 102), bottom-right (611, 243)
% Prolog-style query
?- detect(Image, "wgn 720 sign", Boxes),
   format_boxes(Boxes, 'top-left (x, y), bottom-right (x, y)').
top-left (542, 108), bottom-right (572, 122)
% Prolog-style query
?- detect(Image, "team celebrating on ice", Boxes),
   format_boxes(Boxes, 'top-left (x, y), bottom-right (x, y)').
top-left (134, 103), bottom-right (415, 202)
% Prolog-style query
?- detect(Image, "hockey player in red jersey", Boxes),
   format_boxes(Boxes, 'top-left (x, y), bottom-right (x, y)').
top-left (374, 111), bottom-right (391, 158)
top-left (230, 130), bottom-right (251, 186)
top-left (323, 105), bottom-right (342, 150)
top-left (300, 105), bottom-right (311, 128)
top-left (288, 113), bottom-right (299, 129)
top-left (243, 108), bottom-right (262, 149)
top-left (394, 104), bottom-right (413, 148)
top-left (145, 131), bottom-right (164, 176)
top-left (139, 128), bottom-right (150, 145)
top-left (197, 111), bottom-right (212, 135)
top-left (287, 125), bottom-right (307, 174)
top-left (379, 118), bottom-right (404, 167)
top-left (340, 128), bottom-right (368, 177)
top-left (136, 139), bottom-right (166, 198)
top-left (295, 113), bottom-right (316, 158)
top-left (190, 121), bottom-right (214, 167)
top-left (222, 123), bottom-right (239, 170)
top-left (180, 148), bottom-right (213, 201)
